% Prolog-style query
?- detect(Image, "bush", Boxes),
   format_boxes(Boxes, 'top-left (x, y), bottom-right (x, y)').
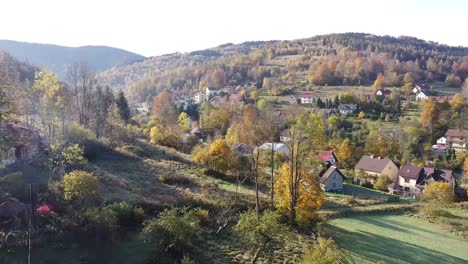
top-left (108, 201), bottom-right (145, 226)
top-left (419, 205), bottom-right (456, 218)
top-left (159, 174), bottom-right (193, 186)
top-left (374, 176), bottom-right (391, 191)
top-left (83, 206), bottom-right (118, 237)
top-left (140, 207), bottom-right (202, 253)
top-left (63, 170), bottom-right (99, 205)
top-left (301, 237), bottom-right (343, 264)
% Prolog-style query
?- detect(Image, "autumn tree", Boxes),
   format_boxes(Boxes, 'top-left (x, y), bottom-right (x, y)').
top-left (0, 65), bottom-right (14, 124)
top-left (275, 163), bottom-right (324, 226)
top-left (152, 91), bottom-right (177, 126)
top-left (374, 175), bottom-right (392, 191)
top-left (422, 182), bottom-right (454, 205)
top-left (358, 111), bottom-right (365, 120)
top-left (178, 112), bottom-right (191, 132)
top-left (33, 70), bottom-right (66, 141)
top-left (373, 73), bottom-right (384, 89)
top-left (336, 138), bottom-right (353, 169)
top-left (116, 91), bottom-right (131, 124)
top-left (63, 170), bottom-right (99, 206)
top-left (420, 97), bottom-right (438, 131)
top-left (464, 157), bottom-right (468, 182)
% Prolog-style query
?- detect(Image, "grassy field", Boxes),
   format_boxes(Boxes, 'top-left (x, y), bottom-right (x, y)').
top-left (327, 214), bottom-right (468, 264)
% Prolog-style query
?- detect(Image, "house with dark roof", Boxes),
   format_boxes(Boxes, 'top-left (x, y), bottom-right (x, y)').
top-left (445, 129), bottom-right (468, 152)
top-left (206, 87), bottom-right (220, 97)
top-left (338, 104), bottom-right (357, 115)
top-left (288, 95), bottom-right (298, 104)
top-left (319, 166), bottom-right (345, 192)
top-left (280, 129), bottom-right (291, 142)
top-left (412, 84), bottom-right (431, 94)
top-left (315, 109), bottom-right (335, 117)
top-left (389, 165), bottom-right (454, 196)
top-left (415, 90), bottom-right (435, 100)
top-left (376, 89), bottom-right (392, 97)
top-left (396, 165), bottom-right (424, 195)
top-left (354, 155), bottom-right (399, 182)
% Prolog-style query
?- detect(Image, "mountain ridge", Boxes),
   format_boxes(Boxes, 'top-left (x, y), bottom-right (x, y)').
top-left (0, 39), bottom-right (146, 79)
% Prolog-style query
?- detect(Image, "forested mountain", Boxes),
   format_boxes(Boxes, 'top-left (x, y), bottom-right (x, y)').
top-left (0, 40), bottom-right (146, 79)
top-left (96, 33), bottom-right (468, 103)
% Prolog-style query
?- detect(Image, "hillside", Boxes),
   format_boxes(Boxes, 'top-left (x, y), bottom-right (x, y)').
top-left (96, 33), bottom-right (468, 103)
top-left (0, 40), bottom-right (146, 79)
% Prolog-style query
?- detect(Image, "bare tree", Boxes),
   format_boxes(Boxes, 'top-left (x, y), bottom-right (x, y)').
top-left (66, 62), bottom-right (96, 127)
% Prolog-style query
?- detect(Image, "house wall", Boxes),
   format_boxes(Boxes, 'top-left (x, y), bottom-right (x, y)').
top-left (323, 171), bottom-right (343, 191)
top-left (382, 162), bottom-right (399, 181)
top-left (398, 176), bottom-right (420, 193)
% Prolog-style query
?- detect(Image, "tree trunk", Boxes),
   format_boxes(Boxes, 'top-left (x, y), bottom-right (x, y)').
top-left (251, 239), bottom-right (269, 264)
top-left (270, 143), bottom-right (275, 210)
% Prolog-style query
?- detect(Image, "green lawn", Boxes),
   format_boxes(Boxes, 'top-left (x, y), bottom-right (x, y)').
top-left (327, 214), bottom-right (468, 264)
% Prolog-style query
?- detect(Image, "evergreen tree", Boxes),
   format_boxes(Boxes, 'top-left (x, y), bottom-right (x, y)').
top-left (116, 91), bottom-right (131, 124)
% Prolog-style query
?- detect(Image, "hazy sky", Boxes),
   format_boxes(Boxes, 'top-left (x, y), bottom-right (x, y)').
top-left (1, 0), bottom-right (467, 57)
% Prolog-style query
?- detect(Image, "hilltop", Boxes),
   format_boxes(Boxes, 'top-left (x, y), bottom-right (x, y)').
top-left (0, 40), bottom-right (146, 79)
top-left (96, 33), bottom-right (468, 103)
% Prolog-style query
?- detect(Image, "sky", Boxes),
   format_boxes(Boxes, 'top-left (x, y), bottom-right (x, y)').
top-left (1, 0), bottom-right (467, 57)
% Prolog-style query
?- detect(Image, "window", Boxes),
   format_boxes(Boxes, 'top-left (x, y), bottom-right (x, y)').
top-left (404, 178), bottom-right (410, 183)
top-left (404, 187), bottom-right (410, 192)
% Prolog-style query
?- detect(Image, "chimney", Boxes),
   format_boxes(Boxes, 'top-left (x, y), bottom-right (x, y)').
top-left (370, 155), bottom-right (374, 159)
top-left (378, 156), bottom-right (381, 160)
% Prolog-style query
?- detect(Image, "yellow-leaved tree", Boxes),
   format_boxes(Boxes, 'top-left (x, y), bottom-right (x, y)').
top-left (336, 138), bottom-right (353, 169)
top-left (422, 182), bottom-right (454, 205)
top-left (464, 157), bottom-right (468, 182)
top-left (275, 163), bottom-right (324, 226)
top-left (63, 170), bottom-right (99, 205)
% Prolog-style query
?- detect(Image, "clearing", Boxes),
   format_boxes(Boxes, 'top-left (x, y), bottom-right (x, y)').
top-left (326, 214), bottom-right (468, 264)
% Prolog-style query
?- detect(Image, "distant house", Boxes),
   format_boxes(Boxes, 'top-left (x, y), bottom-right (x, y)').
top-left (412, 84), bottom-right (431, 94)
top-left (289, 96), bottom-right (298, 104)
top-left (376, 89), bottom-right (392, 97)
top-left (318, 150), bottom-right (338, 167)
top-left (280, 129), bottom-right (291, 142)
top-left (436, 137), bottom-right (447, 148)
top-left (396, 165), bottom-right (424, 195)
top-left (299, 93), bottom-right (318, 104)
top-left (209, 96), bottom-right (225, 107)
top-left (415, 90), bottom-right (435, 100)
top-left (338, 104), bottom-right (357, 115)
top-left (0, 121), bottom-right (42, 166)
top-left (354, 155), bottom-right (399, 182)
top-left (190, 127), bottom-right (204, 141)
top-left (445, 129), bottom-right (468, 152)
top-left (206, 87), bottom-right (220, 97)
top-left (256, 143), bottom-right (289, 156)
top-left (223, 86), bottom-right (236, 94)
top-left (319, 166), bottom-right (345, 192)
top-left (232, 143), bottom-right (253, 156)
top-left (194, 92), bottom-right (206, 104)
top-left (388, 165), bottom-right (454, 196)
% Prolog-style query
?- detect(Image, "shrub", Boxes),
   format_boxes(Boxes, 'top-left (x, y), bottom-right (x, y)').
top-left (63, 170), bottom-right (99, 205)
top-left (374, 175), bottom-right (391, 191)
top-left (83, 206), bottom-right (118, 237)
top-left (301, 237), bottom-right (343, 264)
top-left (140, 207), bottom-right (202, 253)
top-left (159, 174), bottom-right (193, 186)
top-left (108, 201), bottom-right (145, 226)
top-left (422, 182), bottom-right (454, 205)
top-left (419, 205), bottom-right (456, 218)
top-left (180, 255), bottom-right (195, 264)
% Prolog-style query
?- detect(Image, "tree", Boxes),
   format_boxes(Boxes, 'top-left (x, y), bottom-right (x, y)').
top-left (151, 91), bottom-right (177, 126)
top-left (0, 65), bottom-right (13, 124)
top-left (422, 182), bottom-right (454, 205)
top-left (462, 78), bottom-right (468, 99)
top-left (374, 175), bottom-right (392, 191)
top-left (301, 238), bottom-right (343, 264)
top-left (178, 112), bottom-right (191, 132)
top-left (94, 86), bottom-right (114, 138)
top-left (420, 97), bottom-right (437, 129)
top-left (234, 210), bottom-right (287, 264)
top-left (373, 73), bottom-right (384, 89)
top-left (336, 138), bottom-right (353, 169)
top-left (464, 157), bottom-right (468, 182)
top-left (275, 163), bottom-right (324, 226)
top-left (33, 70), bottom-right (66, 141)
top-left (116, 91), bottom-right (131, 124)
top-left (63, 170), bottom-right (99, 205)
top-left (450, 93), bottom-right (465, 114)
top-left (66, 62), bottom-right (96, 126)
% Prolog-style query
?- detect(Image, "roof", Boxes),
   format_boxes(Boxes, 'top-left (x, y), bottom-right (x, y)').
top-left (445, 129), bottom-right (468, 137)
top-left (387, 183), bottom-right (401, 190)
top-left (338, 104), bottom-right (357, 111)
top-left (320, 166), bottom-right (344, 184)
top-left (280, 129), bottom-right (291, 138)
top-left (318, 150), bottom-right (335, 163)
top-left (300, 93), bottom-right (317, 99)
top-left (206, 87), bottom-right (220, 91)
top-left (355, 155), bottom-right (393, 174)
top-left (376, 89), bottom-right (392, 95)
top-left (232, 143), bottom-right (253, 155)
top-left (190, 127), bottom-right (202, 134)
top-left (398, 165), bottom-right (423, 180)
top-left (418, 90), bottom-right (435, 96)
top-left (229, 93), bottom-right (243, 102)
top-left (415, 83), bottom-right (431, 90)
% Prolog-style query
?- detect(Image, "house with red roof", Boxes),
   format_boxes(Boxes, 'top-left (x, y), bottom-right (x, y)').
top-left (318, 150), bottom-right (338, 167)
top-left (299, 93), bottom-right (318, 104)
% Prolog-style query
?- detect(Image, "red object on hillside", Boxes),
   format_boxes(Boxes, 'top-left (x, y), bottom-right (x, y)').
top-left (36, 204), bottom-right (56, 216)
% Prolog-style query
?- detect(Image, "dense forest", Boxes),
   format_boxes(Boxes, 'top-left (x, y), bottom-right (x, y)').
top-left (97, 33), bottom-right (468, 103)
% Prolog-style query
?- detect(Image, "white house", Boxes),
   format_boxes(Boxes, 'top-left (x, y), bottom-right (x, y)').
top-left (415, 90), bottom-right (434, 100)
top-left (412, 84), bottom-right (431, 94)
top-left (194, 92), bottom-right (206, 104)
top-left (206, 87), bottom-right (220, 97)
top-left (320, 166), bottom-right (345, 192)
top-left (436, 137), bottom-right (447, 147)
top-left (299, 94), bottom-right (317, 104)
top-left (256, 143), bottom-right (289, 156)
